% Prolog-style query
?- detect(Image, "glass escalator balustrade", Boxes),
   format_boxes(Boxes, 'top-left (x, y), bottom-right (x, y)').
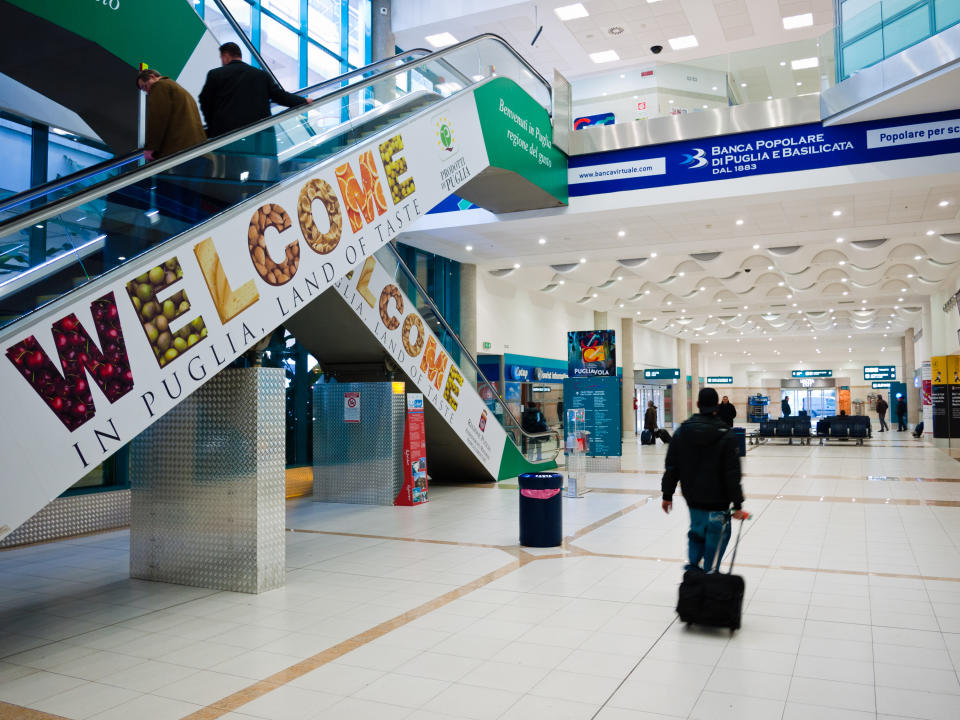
top-left (0, 37), bottom-right (551, 330)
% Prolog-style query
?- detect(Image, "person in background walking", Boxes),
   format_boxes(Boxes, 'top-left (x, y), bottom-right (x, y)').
top-left (661, 388), bottom-right (747, 572)
top-left (896, 395), bottom-right (908, 431)
top-left (781, 395), bottom-right (791, 418)
top-left (717, 395), bottom-right (737, 427)
top-left (875, 395), bottom-right (889, 432)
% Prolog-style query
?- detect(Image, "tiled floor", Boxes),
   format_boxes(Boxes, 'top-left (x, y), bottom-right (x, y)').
top-left (2, 431), bottom-right (960, 719)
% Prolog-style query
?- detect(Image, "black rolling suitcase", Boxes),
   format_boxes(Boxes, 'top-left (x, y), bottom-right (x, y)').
top-left (676, 515), bottom-right (746, 632)
top-left (656, 428), bottom-right (671, 443)
top-left (641, 429), bottom-right (655, 445)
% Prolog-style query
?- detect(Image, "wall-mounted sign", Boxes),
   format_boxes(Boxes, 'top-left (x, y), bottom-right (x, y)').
top-left (643, 368), bottom-right (681, 380)
top-left (507, 365), bottom-right (566, 383)
top-left (706, 376), bottom-right (733, 384)
top-left (792, 369), bottom-right (832, 378)
top-left (864, 365), bottom-right (896, 381)
top-left (574, 112), bottom-right (615, 130)
top-left (344, 392), bottom-right (360, 423)
top-left (872, 381), bottom-right (892, 389)
top-left (532, 385), bottom-right (552, 393)
top-left (482, 341), bottom-right (492, 350)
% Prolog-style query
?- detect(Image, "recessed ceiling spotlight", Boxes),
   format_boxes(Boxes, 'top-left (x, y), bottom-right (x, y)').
top-left (752, 243), bottom-right (759, 249)
top-left (737, 219), bottom-right (744, 225)
top-left (645, 290), bottom-right (651, 295)
top-left (907, 274), bottom-right (914, 278)
top-left (767, 95), bottom-right (773, 100)
top-left (796, 81), bottom-right (802, 86)
top-left (651, 252), bottom-right (658, 258)
top-left (558, 280), bottom-right (565, 284)
top-left (778, 281), bottom-right (784, 286)
top-left (618, 230), bottom-right (626, 237)
top-left (836, 237), bottom-right (844, 243)
top-left (538, 237), bottom-right (546, 245)
top-left (783, 13), bottom-right (814, 30)
top-left (667, 301), bottom-right (673, 305)
top-left (668, 35), bottom-right (698, 50)
top-left (580, 257), bottom-right (586, 263)
top-left (678, 271), bottom-right (685, 276)
top-left (926, 230), bottom-right (936, 236)
top-left (554, 3), bottom-right (589, 21)
top-left (838, 260), bottom-right (846, 265)
top-left (939, 200), bottom-right (950, 207)
top-left (619, 303), bottom-right (624, 307)
top-left (915, 255), bottom-right (923, 260)
top-left (740, 82), bottom-right (748, 88)
top-left (513, 263), bottom-right (520, 268)
top-left (897, 297), bottom-right (904, 302)
top-left (465, 245), bottom-right (473, 251)
top-left (590, 50), bottom-right (620, 63)
top-left (767, 265), bottom-right (773, 270)
top-left (592, 293), bottom-right (598, 297)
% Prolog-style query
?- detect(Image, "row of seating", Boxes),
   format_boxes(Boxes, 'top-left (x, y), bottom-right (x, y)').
top-left (754, 415), bottom-right (874, 446)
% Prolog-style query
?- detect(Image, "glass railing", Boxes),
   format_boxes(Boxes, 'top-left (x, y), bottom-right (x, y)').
top-left (376, 242), bottom-right (561, 464)
top-left (0, 34), bottom-right (551, 329)
top-left (570, 33), bottom-right (834, 129)
top-left (837, 0), bottom-right (959, 79)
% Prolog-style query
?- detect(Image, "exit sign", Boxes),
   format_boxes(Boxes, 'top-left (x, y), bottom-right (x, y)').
top-left (482, 342), bottom-right (492, 350)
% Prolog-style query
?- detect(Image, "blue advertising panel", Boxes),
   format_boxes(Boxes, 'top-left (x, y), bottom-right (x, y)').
top-left (567, 109), bottom-right (960, 197)
top-left (562, 377), bottom-right (621, 457)
top-left (568, 330), bottom-right (616, 377)
top-left (643, 368), bottom-right (680, 380)
top-left (792, 369), bottom-right (832, 378)
top-left (864, 365), bottom-right (896, 381)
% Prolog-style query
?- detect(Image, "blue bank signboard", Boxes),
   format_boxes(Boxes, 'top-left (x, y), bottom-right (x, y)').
top-left (567, 110), bottom-right (960, 196)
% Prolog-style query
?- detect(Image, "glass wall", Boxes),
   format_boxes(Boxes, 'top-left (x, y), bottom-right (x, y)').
top-left (194, 0), bottom-right (371, 90)
top-left (838, 0), bottom-right (960, 79)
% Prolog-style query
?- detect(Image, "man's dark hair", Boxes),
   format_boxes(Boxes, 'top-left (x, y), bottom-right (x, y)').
top-left (219, 42), bottom-right (242, 59)
top-left (136, 68), bottom-right (161, 88)
top-left (697, 387), bottom-right (720, 414)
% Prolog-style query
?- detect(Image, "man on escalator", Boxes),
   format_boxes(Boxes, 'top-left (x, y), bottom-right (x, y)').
top-left (199, 42), bottom-right (309, 155)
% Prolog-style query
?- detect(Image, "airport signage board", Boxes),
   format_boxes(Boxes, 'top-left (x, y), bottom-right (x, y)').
top-left (706, 376), bottom-right (733, 384)
top-left (872, 381), bottom-right (892, 389)
top-left (792, 369), bottom-right (832, 378)
top-left (566, 109), bottom-right (960, 196)
top-left (864, 365), bottom-right (896, 381)
top-left (643, 368), bottom-right (680, 380)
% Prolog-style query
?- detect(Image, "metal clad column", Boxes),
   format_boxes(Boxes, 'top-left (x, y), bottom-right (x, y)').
top-left (690, 342), bottom-right (701, 412)
top-left (460, 263), bottom-right (478, 387)
top-left (677, 339), bottom-right (689, 425)
top-left (621, 316), bottom-right (635, 439)
top-left (130, 368), bottom-right (286, 594)
top-left (370, 0), bottom-right (396, 105)
top-left (904, 328), bottom-right (918, 424)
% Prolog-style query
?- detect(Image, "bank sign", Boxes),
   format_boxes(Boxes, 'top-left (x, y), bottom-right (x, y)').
top-left (568, 109), bottom-right (960, 196)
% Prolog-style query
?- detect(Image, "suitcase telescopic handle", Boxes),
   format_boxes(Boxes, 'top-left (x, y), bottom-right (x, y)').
top-left (712, 512), bottom-right (748, 574)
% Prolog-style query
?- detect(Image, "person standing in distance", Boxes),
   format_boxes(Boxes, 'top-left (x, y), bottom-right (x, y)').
top-left (199, 42), bottom-right (308, 139)
top-left (662, 388), bottom-right (747, 572)
top-left (896, 394), bottom-right (908, 431)
top-left (781, 395), bottom-right (791, 418)
top-left (137, 69), bottom-right (206, 161)
top-left (717, 395), bottom-right (737, 427)
top-left (875, 394), bottom-right (889, 432)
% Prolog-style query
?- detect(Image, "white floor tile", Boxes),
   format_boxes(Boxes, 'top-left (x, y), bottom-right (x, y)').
top-left (237, 685), bottom-right (341, 720)
top-left (690, 690), bottom-right (785, 720)
top-left (27, 681), bottom-right (139, 719)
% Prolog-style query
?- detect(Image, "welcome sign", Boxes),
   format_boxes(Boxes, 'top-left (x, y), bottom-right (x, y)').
top-left (0, 84), bottom-right (502, 540)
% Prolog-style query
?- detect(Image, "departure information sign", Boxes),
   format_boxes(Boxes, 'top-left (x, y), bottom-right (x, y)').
top-left (706, 376), bottom-right (733, 385)
top-left (792, 369), bottom-right (832, 378)
top-left (643, 368), bottom-right (680, 380)
top-left (864, 365), bottom-right (896, 381)
top-left (872, 381), bottom-right (892, 389)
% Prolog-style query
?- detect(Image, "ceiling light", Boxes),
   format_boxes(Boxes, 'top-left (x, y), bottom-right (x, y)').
top-left (790, 57), bottom-right (821, 73)
top-left (645, 290), bottom-right (651, 295)
top-left (897, 297), bottom-right (904, 302)
top-left (743, 305), bottom-right (748, 309)
top-left (862, 299), bottom-right (867, 304)
top-left (832, 210), bottom-right (843, 217)
top-left (425, 32), bottom-right (458, 48)
top-left (619, 303), bottom-right (624, 308)
top-left (836, 237), bottom-right (844, 243)
top-left (513, 263), bottom-right (520, 269)
top-left (778, 281), bottom-right (784, 286)
top-left (558, 280), bottom-right (565, 284)
top-left (651, 252), bottom-right (658, 258)
top-left (618, 230), bottom-right (625, 237)
top-left (926, 230), bottom-right (936, 236)
top-left (767, 95), bottom-right (773, 100)
top-left (907, 274), bottom-right (914, 278)
top-left (712, 85), bottom-right (718, 91)
top-left (939, 200), bottom-right (950, 207)
top-left (740, 82), bottom-right (748, 88)
top-left (554, 3), bottom-right (588, 21)
top-left (678, 271), bottom-right (685, 276)
top-left (668, 35), bottom-right (698, 50)
top-left (465, 245), bottom-right (473, 251)
top-left (590, 50), bottom-right (620, 63)
top-left (915, 255), bottom-right (923, 260)
top-left (737, 219), bottom-right (744, 226)
top-left (580, 257), bottom-right (586, 263)
top-left (700, 286), bottom-right (706, 291)
top-left (702, 105), bottom-right (708, 109)
top-left (838, 260), bottom-right (846, 265)
top-left (783, 13), bottom-right (813, 30)
top-left (787, 294), bottom-right (793, 299)
top-left (636, 311), bottom-right (641, 315)
top-left (592, 293), bottom-right (598, 298)
top-left (767, 265), bottom-right (773, 270)
top-left (538, 237), bottom-right (546, 245)
top-left (752, 244), bottom-right (760, 249)
top-left (667, 301), bottom-right (672, 305)
top-left (796, 81), bottom-right (803, 86)
top-left (900, 288), bottom-right (907, 292)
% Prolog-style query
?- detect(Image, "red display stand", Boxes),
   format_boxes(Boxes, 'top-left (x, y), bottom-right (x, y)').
top-left (395, 393), bottom-right (428, 505)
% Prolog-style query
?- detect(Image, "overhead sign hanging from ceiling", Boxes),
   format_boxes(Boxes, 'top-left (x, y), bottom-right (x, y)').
top-left (864, 365), bottom-right (896, 381)
top-left (706, 376), bottom-right (733, 385)
top-left (792, 369), bottom-right (832, 378)
top-left (643, 368), bottom-right (680, 380)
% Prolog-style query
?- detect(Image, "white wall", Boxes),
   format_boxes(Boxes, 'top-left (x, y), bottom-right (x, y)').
top-left (476, 271), bottom-right (594, 361)
top-left (632, 325), bottom-right (677, 371)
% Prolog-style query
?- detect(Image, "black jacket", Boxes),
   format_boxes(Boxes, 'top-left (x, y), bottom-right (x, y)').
top-left (897, 399), bottom-right (907, 418)
top-left (662, 413), bottom-right (743, 511)
top-left (717, 402), bottom-right (737, 427)
top-left (199, 60), bottom-right (306, 137)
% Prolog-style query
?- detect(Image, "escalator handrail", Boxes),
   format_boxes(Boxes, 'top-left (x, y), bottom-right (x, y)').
top-left (0, 33), bottom-right (551, 240)
top-left (381, 243), bottom-right (562, 462)
top-left (0, 48), bottom-right (432, 218)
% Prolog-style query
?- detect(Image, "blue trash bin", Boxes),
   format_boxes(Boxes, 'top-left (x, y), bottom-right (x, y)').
top-left (518, 472), bottom-right (563, 547)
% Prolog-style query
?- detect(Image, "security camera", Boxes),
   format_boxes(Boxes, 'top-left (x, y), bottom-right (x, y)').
top-left (744, 268), bottom-right (752, 273)
top-left (650, 45), bottom-right (663, 54)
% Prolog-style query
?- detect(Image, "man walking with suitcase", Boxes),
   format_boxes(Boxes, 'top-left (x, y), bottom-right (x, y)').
top-left (661, 388), bottom-right (747, 572)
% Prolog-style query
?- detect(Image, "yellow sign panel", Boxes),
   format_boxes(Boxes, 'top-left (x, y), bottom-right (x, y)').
top-left (949, 356), bottom-right (960, 385)
top-left (391, 381), bottom-right (406, 395)
top-left (932, 356), bottom-right (947, 384)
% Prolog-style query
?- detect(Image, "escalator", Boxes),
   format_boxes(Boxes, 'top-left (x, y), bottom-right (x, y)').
top-left (0, 35), bottom-right (567, 541)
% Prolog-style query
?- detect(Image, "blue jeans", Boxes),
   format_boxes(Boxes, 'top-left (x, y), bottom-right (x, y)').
top-left (688, 509), bottom-right (732, 572)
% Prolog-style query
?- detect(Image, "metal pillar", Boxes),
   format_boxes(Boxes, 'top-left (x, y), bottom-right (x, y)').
top-left (370, 0), bottom-right (397, 105)
top-left (690, 342), bottom-right (701, 412)
top-left (676, 339), bottom-right (689, 424)
top-left (459, 262), bottom-right (478, 387)
top-left (130, 367), bottom-right (286, 594)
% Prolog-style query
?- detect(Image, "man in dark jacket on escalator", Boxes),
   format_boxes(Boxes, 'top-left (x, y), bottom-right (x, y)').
top-left (661, 388), bottom-right (747, 572)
